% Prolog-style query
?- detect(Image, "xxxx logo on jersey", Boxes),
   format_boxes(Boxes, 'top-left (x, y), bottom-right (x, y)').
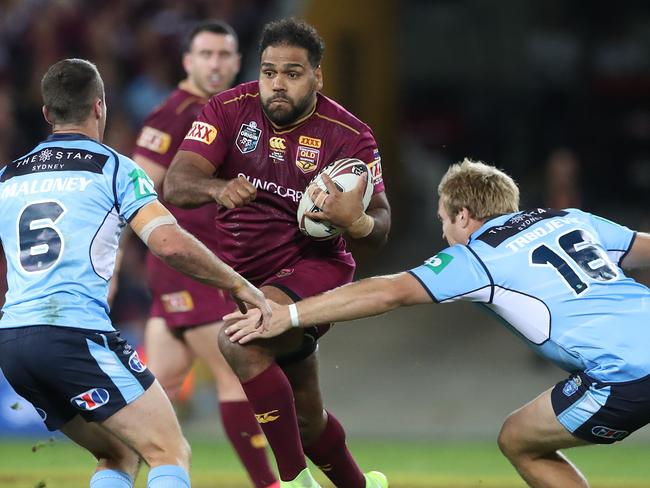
top-left (185, 121), bottom-right (218, 144)
top-left (255, 409), bottom-right (280, 424)
top-left (298, 135), bottom-right (321, 148)
top-left (424, 252), bottom-right (453, 275)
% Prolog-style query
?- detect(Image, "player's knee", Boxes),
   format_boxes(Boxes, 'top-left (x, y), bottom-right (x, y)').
top-left (139, 433), bottom-right (192, 469)
top-left (98, 450), bottom-right (142, 477)
top-left (92, 443), bottom-right (141, 474)
top-left (217, 326), bottom-right (239, 362)
top-left (497, 414), bottom-right (523, 460)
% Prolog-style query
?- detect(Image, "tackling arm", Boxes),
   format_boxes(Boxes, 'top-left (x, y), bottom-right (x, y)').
top-left (224, 271), bottom-right (432, 343)
top-left (621, 232), bottom-right (650, 269)
top-left (293, 271), bottom-right (429, 324)
top-left (129, 200), bottom-right (269, 322)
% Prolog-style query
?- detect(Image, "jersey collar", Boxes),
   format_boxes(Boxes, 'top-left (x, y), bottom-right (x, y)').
top-left (467, 213), bottom-right (513, 243)
top-left (46, 133), bottom-right (95, 142)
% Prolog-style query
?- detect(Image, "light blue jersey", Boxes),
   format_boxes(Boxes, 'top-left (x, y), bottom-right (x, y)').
top-left (410, 208), bottom-right (650, 383)
top-left (0, 133), bottom-right (157, 331)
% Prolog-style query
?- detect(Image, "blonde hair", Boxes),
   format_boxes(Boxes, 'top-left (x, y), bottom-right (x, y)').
top-left (438, 158), bottom-right (519, 221)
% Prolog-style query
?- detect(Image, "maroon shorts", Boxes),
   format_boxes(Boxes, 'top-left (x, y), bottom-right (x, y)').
top-left (148, 256), bottom-right (237, 329)
top-left (257, 254), bottom-right (355, 301)
top-left (148, 252), bottom-right (354, 363)
top-left (257, 254), bottom-right (355, 365)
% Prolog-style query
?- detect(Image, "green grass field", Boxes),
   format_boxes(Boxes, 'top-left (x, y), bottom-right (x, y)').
top-left (1, 438), bottom-right (650, 487)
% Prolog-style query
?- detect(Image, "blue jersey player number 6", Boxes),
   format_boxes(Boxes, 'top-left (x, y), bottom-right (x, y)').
top-left (18, 200), bottom-right (67, 272)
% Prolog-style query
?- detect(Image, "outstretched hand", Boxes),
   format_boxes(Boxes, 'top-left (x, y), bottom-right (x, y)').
top-left (228, 279), bottom-right (272, 330)
top-left (223, 299), bottom-right (291, 344)
top-left (305, 173), bottom-right (367, 229)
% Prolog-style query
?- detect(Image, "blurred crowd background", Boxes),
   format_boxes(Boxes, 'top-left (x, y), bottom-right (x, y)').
top-left (1, 0), bottom-right (650, 439)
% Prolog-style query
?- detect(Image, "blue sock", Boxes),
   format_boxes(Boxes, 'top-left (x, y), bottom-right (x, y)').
top-left (90, 469), bottom-right (132, 488)
top-left (147, 465), bottom-right (190, 488)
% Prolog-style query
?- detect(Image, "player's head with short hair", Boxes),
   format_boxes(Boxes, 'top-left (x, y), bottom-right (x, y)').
top-left (438, 158), bottom-right (520, 222)
top-left (41, 58), bottom-right (104, 126)
top-left (182, 20), bottom-right (240, 97)
top-left (258, 19), bottom-right (325, 127)
top-left (259, 18), bottom-right (324, 68)
top-left (183, 20), bottom-right (239, 54)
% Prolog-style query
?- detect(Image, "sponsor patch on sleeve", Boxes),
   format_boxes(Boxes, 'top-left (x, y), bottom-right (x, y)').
top-left (368, 149), bottom-right (383, 184)
top-left (184, 121), bottom-right (218, 145)
top-left (128, 167), bottom-right (156, 199)
top-left (136, 126), bottom-right (171, 154)
top-left (424, 252), bottom-right (453, 275)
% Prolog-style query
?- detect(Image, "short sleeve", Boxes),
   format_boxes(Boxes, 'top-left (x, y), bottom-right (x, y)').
top-left (349, 128), bottom-right (384, 194)
top-left (409, 245), bottom-right (491, 303)
top-left (114, 155), bottom-right (158, 221)
top-left (589, 213), bottom-right (636, 265)
top-left (177, 98), bottom-right (230, 170)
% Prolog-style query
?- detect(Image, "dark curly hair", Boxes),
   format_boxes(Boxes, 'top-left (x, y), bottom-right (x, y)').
top-left (259, 18), bottom-right (325, 68)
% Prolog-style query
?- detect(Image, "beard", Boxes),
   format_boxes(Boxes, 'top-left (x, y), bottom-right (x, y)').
top-left (262, 92), bottom-right (314, 126)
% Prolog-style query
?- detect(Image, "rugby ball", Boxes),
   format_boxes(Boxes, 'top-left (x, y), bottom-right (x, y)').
top-left (297, 158), bottom-right (373, 240)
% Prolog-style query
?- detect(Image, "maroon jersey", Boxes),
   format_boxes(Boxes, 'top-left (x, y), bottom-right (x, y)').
top-left (133, 88), bottom-right (219, 248)
top-left (134, 88), bottom-right (231, 327)
top-left (178, 81), bottom-right (385, 281)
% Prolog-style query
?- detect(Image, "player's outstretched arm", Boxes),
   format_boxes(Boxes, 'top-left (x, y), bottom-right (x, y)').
top-left (130, 200), bottom-right (271, 323)
top-left (164, 150), bottom-right (256, 209)
top-left (224, 271), bottom-right (430, 344)
top-left (621, 232), bottom-right (650, 269)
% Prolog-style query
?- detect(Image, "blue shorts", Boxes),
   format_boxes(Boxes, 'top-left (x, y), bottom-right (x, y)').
top-left (0, 325), bottom-right (154, 431)
top-left (552, 371), bottom-right (650, 444)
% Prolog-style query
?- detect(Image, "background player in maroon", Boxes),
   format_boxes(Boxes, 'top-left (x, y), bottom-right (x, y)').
top-left (165, 19), bottom-right (391, 488)
top-left (132, 20), bottom-right (277, 488)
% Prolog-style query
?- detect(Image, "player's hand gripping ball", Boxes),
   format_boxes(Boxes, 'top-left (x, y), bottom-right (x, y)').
top-left (297, 158), bottom-right (373, 240)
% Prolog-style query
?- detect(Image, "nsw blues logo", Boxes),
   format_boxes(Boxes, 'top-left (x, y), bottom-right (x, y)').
top-left (562, 376), bottom-right (582, 396)
top-left (71, 388), bottom-right (110, 411)
top-left (128, 351), bottom-right (147, 373)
